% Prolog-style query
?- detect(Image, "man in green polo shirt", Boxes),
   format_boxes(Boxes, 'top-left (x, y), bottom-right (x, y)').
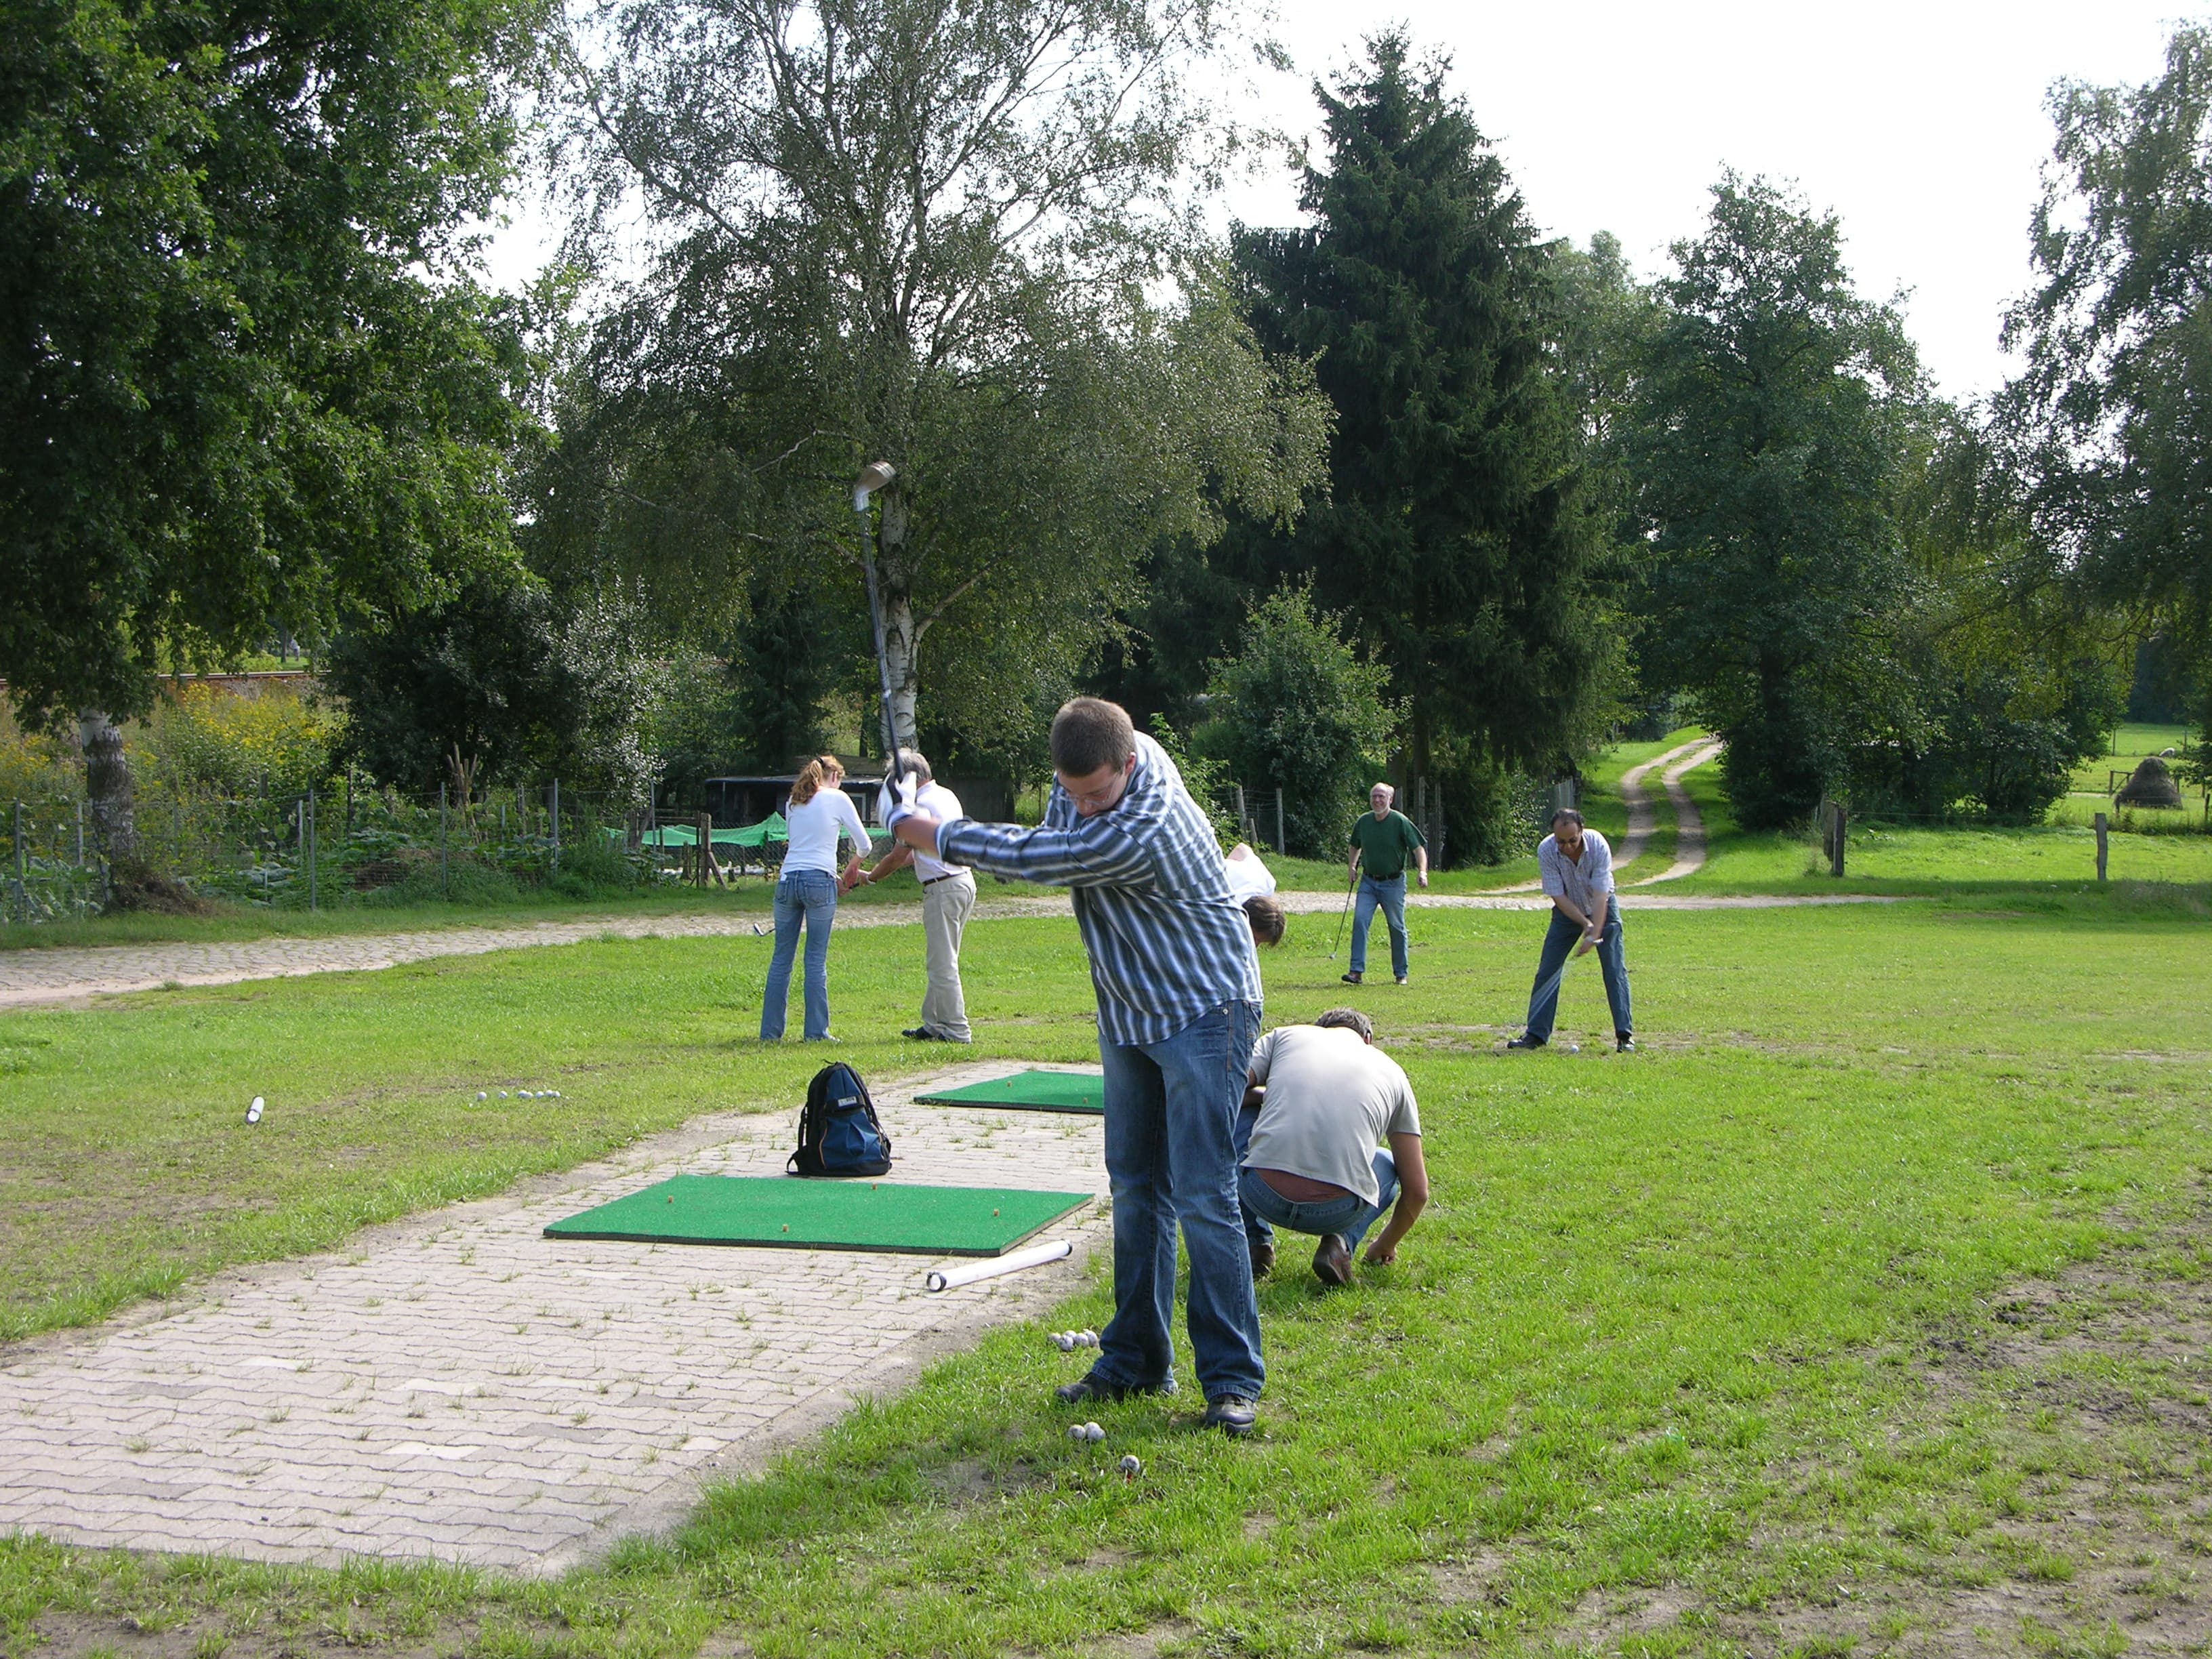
top-left (1343, 782), bottom-right (1429, 985)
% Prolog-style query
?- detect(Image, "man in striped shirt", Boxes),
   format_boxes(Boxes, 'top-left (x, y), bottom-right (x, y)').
top-left (884, 697), bottom-right (1267, 1435)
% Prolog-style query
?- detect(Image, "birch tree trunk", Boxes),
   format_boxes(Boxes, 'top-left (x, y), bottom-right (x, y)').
top-left (78, 709), bottom-right (136, 867)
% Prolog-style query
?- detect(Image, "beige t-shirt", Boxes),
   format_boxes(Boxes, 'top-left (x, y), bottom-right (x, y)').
top-left (1242, 1025), bottom-right (1420, 1206)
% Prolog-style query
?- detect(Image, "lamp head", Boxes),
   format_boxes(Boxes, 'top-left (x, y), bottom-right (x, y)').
top-left (853, 460), bottom-right (897, 512)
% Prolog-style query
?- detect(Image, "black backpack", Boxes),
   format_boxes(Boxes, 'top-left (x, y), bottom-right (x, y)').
top-left (788, 1061), bottom-right (893, 1177)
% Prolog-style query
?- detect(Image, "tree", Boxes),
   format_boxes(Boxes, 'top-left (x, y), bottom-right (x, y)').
top-left (535, 0), bottom-right (1329, 763)
top-left (1, 0), bottom-right (548, 880)
top-left (1622, 175), bottom-right (1925, 828)
top-left (1231, 33), bottom-right (1623, 794)
top-left (2001, 24), bottom-right (2212, 740)
top-left (1204, 586), bottom-right (1398, 857)
top-left (0, 0), bottom-right (549, 729)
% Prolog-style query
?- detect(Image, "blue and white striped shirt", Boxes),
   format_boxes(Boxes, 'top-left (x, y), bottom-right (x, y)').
top-left (937, 733), bottom-right (1263, 1046)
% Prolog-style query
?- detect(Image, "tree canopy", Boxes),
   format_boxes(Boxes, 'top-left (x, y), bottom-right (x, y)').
top-left (1622, 175), bottom-right (1925, 827)
top-left (533, 0), bottom-right (1329, 766)
top-left (1231, 33), bottom-right (1624, 787)
top-left (2001, 24), bottom-right (2212, 728)
top-left (0, 0), bottom-right (551, 729)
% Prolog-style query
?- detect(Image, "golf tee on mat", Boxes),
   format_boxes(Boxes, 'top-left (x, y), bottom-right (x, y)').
top-left (924, 1237), bottom-right (1073, 1292)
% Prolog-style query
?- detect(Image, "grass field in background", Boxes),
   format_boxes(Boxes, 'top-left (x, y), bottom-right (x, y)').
top-left (3, 889), bottom-right (2210, 1656)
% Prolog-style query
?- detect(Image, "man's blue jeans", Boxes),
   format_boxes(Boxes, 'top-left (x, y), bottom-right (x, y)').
top-left (1094, 1000), bottom-right (1265, 1404)
top-left (1524, 896), bottom-right (1631, 1041)
top-left (1238, 1149), bottom-right (1399, 1253)
top-left (761, 869), bottom-right (838, 1040)
top-left (1349, 873), bottom-right (1408, 978)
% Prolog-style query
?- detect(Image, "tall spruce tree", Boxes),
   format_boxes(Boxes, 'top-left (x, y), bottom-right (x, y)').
top-left (1232, 33), bottom-right (1621, 794)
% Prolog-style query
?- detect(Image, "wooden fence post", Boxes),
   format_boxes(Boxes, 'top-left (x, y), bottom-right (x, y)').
top-left (1829, 800), bottom-right (1846, 878)
top-left (2094, 811), bottom-right (2108, 883)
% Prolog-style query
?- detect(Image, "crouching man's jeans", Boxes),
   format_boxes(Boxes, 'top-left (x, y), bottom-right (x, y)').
top-left (1238, 1149), bottom-right (1399, 1251)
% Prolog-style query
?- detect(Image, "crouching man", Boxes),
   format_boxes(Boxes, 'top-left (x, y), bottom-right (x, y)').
top-left (1237, 1008), bottom-right (1428, 1286)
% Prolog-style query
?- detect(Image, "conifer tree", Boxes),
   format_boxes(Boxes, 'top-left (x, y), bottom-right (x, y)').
top-left (1233, 33), bottom-right (1621, 794)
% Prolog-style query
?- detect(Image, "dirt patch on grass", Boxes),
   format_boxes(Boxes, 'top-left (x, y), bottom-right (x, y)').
top-left (1547, 1231), bottom-right (2212, 1656)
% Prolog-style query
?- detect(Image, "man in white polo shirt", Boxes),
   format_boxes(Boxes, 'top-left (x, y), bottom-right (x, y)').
top-left (1236, 1008), bottom-right (1428, 1287)
top-left (853, 749), bottom-right (975, 1042)
top-left (1507, 807), bottom-right (1633, 1053)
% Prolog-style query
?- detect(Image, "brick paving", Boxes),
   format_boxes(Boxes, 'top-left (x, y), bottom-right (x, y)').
top-left (0, 1063), bottom-right (1108, 1574)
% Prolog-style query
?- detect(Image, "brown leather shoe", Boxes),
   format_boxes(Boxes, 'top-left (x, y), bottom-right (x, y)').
top-left (1250, 1240), bottom-right (1275, 1279)
top-left (1311, 1233), bottom-right (1352, 1287)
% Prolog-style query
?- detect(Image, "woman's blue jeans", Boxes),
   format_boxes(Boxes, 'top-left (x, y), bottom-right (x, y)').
top-left (1349, 874), bottom-right (1409, 978)
top-left (761, 869), bottom-right (838, 1040)
top-left (1092, 1000), bottom-right (1266, 1404)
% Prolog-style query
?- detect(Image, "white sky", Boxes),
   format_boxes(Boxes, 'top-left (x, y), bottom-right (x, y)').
top-left (485, 2), bottom-right (2196, 405)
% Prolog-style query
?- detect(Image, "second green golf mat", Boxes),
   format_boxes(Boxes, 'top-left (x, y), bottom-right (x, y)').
top-left (914, 1069), bottom-right (1106, 1114)
top-left (544, 1174), bottom-right (1093, 1256)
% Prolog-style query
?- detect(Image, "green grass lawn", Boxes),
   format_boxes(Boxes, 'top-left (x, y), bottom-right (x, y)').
top-left (5, 889), bottom-right (2212, 1656)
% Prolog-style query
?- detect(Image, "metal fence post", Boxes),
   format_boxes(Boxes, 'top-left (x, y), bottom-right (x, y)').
top-left (75, 799), bottom-right (85, 869)
top-left (11, 800), bottom-right (23, 923)
top-left (551, 779), bottom-right (560, 872)
top-left (441, 783), bottom-right (451, 896)
top-left (307, 789), bottom-right (318, 912)
top-left (2095, 811), bottom-right (2108, 883)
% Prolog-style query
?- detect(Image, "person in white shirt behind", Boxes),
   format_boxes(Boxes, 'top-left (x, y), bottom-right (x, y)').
top-left (1223, 842), bottom-right (1285, 949)
top-left (853, 748), bottom-right (976, 1042)
top-left (759, 755), bottom-right (871, 1042)
top-left (1506, 807), bottom-right (1633, 1053)
top-left (1237, 1007), bottom-right (1428, 1287)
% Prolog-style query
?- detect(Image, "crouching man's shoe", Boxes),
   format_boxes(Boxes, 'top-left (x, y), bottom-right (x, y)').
top-left (1311, 1233), bottom-right (1353, 1286)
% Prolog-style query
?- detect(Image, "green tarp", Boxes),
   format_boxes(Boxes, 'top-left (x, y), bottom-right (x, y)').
top-left (545, 1173), bottom-right (1093, 1256)
top-left (638, 812), bottom-right (787, 851)
top-left (915, 1070), bottom-right (1107, 1115)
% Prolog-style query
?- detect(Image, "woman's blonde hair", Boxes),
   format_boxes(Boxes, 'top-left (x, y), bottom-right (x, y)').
top-left (790, 754), bottom-right (843, 806)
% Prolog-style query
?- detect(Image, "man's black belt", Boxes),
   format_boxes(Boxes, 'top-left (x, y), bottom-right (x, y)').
top-left (922, 872), bottom-right (966, 885)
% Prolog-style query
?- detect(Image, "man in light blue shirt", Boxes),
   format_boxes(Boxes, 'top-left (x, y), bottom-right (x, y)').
top-left (1506, 808), bottom-right (1634, 1053)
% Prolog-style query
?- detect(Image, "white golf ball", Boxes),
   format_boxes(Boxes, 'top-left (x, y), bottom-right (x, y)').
top-left (1052, 1333), bottom-right (1073, 1352)
top-left (1119, 1454), bottom-right (1141, 1476)
top-left (1067, 1423), bottom-right (1090, 1443)
top-left (1084, 1422), bottom-right (1105, 1442)
top-left (548, 1090), bottom-right (561, 1100)
top-left (1078, 1330), bottom-right (1099, 1347)
top-left (498, 1091), bottom-right (509, 1099)
top-left (245, 1096), bottom-right (264, 1125)
top-left (1566, 1043), bottom-right (1580, 1054)
top-left (476, 1092), bottom-right (487, 1101)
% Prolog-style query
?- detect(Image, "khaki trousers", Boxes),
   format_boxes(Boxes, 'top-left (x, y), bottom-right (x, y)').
top-left (920, 871), bottom-right (976, 1040)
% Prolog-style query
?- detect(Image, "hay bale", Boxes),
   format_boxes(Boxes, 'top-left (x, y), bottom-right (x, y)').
top-left (2114, 754), bottom-right (2184, 808)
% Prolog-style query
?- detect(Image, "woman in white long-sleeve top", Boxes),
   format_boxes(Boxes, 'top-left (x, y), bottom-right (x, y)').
top-left (760, 756), bottom-right (869, 1040)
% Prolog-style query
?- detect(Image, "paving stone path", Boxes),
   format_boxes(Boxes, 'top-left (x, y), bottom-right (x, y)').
top-left (0, 1064), bottom-right (1108, 1574)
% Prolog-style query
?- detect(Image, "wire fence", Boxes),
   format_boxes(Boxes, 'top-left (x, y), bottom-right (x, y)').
top-left (4, 780), bottom-right (681, 923)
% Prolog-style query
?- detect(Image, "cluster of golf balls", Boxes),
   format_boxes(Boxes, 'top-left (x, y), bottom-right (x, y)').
top-left (473, 1089), bottom-right (563, 1102)
top-left (1050, 1329), bottom-right (1099, 1352)
top-left (1067, 1421), bottom-right (1106, 1443)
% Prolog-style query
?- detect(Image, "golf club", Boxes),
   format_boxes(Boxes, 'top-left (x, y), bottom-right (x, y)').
top-left (853, 460), bottom-right (906, 803)
top-left (1525, 930), bottom-right (1599, 1025)
top-left (1327, 867), bottom-right (1357, 959)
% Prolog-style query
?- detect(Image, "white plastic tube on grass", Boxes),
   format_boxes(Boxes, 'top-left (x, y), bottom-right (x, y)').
top-left (924, 1238), bottom-right (1073, 1293)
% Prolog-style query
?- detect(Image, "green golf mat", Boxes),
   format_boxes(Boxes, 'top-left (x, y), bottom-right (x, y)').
top-left (914, 1069), bottom-right (1106, 1115)
top-left (544, 1174), bottom-right (1093, 1256)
